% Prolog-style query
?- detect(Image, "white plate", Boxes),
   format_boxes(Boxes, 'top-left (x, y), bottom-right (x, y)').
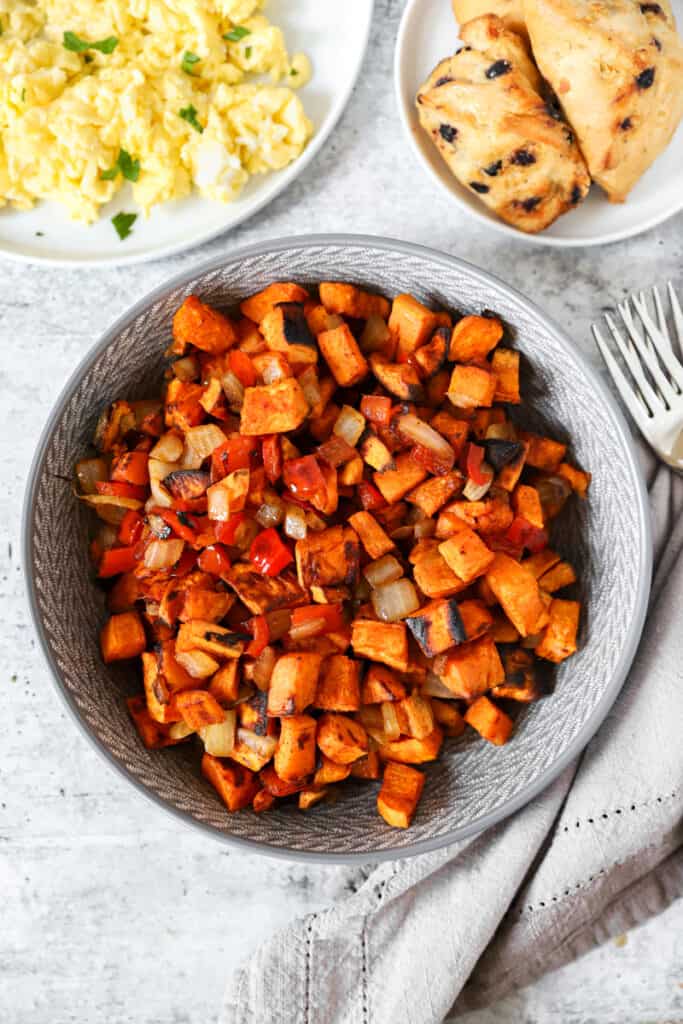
top-left (0, 0), bottom-right (374, 267)
top-left (395, 0), bottom-right (683, 247)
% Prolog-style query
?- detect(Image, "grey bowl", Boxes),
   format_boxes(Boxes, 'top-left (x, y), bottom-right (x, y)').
top-left (23, 235), bottom-right (652, 863)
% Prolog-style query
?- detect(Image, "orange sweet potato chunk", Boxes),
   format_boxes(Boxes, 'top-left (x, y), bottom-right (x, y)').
top-left (377, 762), bottom-right (425, 828)
top-left (101, 611), bottom-right (146, 663)
top-left (172, 295), bottom-right (237, 355)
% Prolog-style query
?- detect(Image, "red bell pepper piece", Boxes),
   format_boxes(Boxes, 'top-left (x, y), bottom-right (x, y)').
top-left (246, 614), bottom-right (270, 657)
top-left (95, 481), bottom-right (147, 501)
top-left (170, 548), bottom-right (197, 578)
top-left (211, 436), bottom-right (254, 481)
top-left (98, 545), bottom-right (138, 578)
top-left (215, 512), bottom-right (246, 546)
top-left (111, 450), bottom-right (150, 486)
top-left (262, 435), bottom-right (282, 484)
top-left (150, 507), bottom-right (199, 545)
top-left (172, 496), bottom-right (209, 514)
top-left (290, 603), bottom-right (345, 633)
top-left (358, 481), bottom-right (387, 511)
top-left (249, 527), bottom-right (293, 576)
top-left (360, 395), bottom-right (392, 427)
top-left (282, 455), bottom-right (325, 500)
top-left (506, 516), bottom-right (548, 554)
top-left (118, 509), bottom-right (144, 546)
top-left (228, 349), bottom-right (257, 388)
top-left (197, 543), bottom-right (232, 577)
top-left (463, 442), bottom-right (489, 485)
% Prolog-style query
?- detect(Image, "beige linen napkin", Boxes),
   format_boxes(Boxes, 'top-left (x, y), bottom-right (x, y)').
top-left (222, 452), bottom-right (683, 1024)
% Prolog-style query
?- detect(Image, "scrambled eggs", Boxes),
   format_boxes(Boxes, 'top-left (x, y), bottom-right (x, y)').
top-left (0, 0), bottom-right (313, 223)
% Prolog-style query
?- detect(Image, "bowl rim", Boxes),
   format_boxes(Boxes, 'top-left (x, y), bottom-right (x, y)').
top-left (393, 0), bottom-right (683, 248)
top-left (22, 233), bottom-right (653, 863)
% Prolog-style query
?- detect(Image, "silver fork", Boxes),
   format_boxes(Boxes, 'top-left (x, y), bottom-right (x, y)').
top-left (592, 281), bottom-right (683, 471)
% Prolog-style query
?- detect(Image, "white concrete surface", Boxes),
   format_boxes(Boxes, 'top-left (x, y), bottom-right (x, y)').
top-left (1, 1), bottom-right (681, 1021)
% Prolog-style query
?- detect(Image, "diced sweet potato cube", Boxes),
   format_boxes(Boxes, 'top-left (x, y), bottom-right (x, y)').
top-left (159, 641), bottom-right (196, 693)
top-left (439, 527), bottom-right (494, 583)
top-left (351, 619), bottom-right (409, 672)
top-left (295, 525), bottom-right (360, 589)
top-left (536, 599), bottom-right (580, 663)
top-left (464, 696), bottom-right (513, 745)
top-left (259, 764), bottom-right (310, 797)
top-left (127, 695), bottom-right (180, 749)
top-left (414, 328), bottom-right (448, 377)
top-left (521, 433), bottom-right (567, 472)
top-left (369, 352), bottom-right (424, 402)
top-left (176, 689), bottom-right (225, 730)
top-left (485, 553), bottom-right (548, 637)
top-left (447, 364), bottom-right (497, 409)
top-left (252, 788), bottom-right (277, 813)
top-left (240, 378), bottom-right (309, 435)
top-left (240, 283), bottom-right (310, 324)
top-left (142, 651), bottom-right (182, 724)
top-left (496, 441), bottom-right (528, 492)
top-left (314, 655), bottom-right (361, 711)
top-left (172, 295), bottom-right (236, 355)
top-left (314, 755), bottom-right (352, 786)
top-left (202, 753), bottom-right (260, 811)
top-left (361, 664), bottom-right (407, 703)
top-left (350, 749), bottom-right (382, 779)
top-left (377, 762), bottom-right (425, 828)
top-left (378, 727), bottom-right (443, 764)
top-left (107, 571), bottom-right (139, 613)
top-left (448, 315), bottom-right (503, 363)
top-left (176, 620), bottom-right (245, 659)
top-left (224, 563), bottom-right (307, 615)
top-left (299, 788), bottom-right (327, 810)
top-left (348, 511), bottom-right (394, 560)
top-left (261, 303), bottom-right (318, 365)
top-left (512, 484), bottom-right (544, 529)
top-left (491, 648), bottom-right (541, 702)
top-left (490, 609), bottom-right (520, 643)
top-left (339, 454), bottom-right (364, 485)
top-left (458, 599), bottom-right (494, 640)
top-left (406, 598), bottom-right (466, 656)
top-left (318, 323), bottom-right (368, 387)
top-left (538, 561), bottom-right (576, 593)
top-left (429, 411), bottom-right (470, 455)
top-left (523, 549), bottom-right (561, 579)
top-left (373, 452), bottom-right (427, 504)
top-left (491, 348), bottom-right (520, 404)
top-left (179, 588), bottom-right (234, 624)
top-left (209, 660), bottom-right (241, 706)
top-left (437, 497), bottom-right (514, 537)
top-left (412, 549), bottom-right (467, 599)
top-left (100, 611), bottom-right (146, 664)
top-left (396, 692), bottom-right (434, 739)
top-left (389, 293), bottom-right (439, 361)
top-left (317, 712), bottom-right (368, 764)
top-left (359, 431), bottom-right (395, 472)
top-left (431, 699), bottom-right (466, 737)
top-left (557, 461), bottom-right (591, 498)
top-left (275, 714), bottom-right (318, 781)
top-left (406, 470), bottom-right (463, 518)
top-left (267, 652), bottom-right (322, 716)
top-left (442, 634), bottom-right (504, 698)
top-left (319, 282), bottom-right (390, 321)
top-left (164, 379), bottom-right (206, 432)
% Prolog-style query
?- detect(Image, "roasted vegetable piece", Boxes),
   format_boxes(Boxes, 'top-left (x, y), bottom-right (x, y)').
top-left (447, 363), bottom-right (498, 409)
top-left (374, 452), bottom-right (427, 504)
top-left (127, 695), bottom-right (182, 749)
top-left (176, 620), bottom-right (246, 658)
top-left (239, 283), bottom-right (310, 324)
top-left (361, 664), bottom-right (407, 703)
top-left (350, 749), bottom-right (382, 779)
top-left (209, 660), bottom-right (241, 706)
top-left (448, 314), bottom-right (503, 363)
top-left (172, 295), bottom-right (237, 355)
top-left (464, 696), bottom-right (513, 745)
top-left (351, 619), bottom-right (409, 672)
top-left (406, 470), bottom-right (463, 517)
top-left (224, 563), bottom-right (307, 615)
top-left (319, 282), bottom-right (390, 321)
top-left (240, 378), bottom-right (309, 435)
top-left (521, 433), bottom-right (567, 472)
top-left (142, 651), bottom-right (182, 724)
top-left (396, 692), bottom-right (435, 739)
top-left (491, 647), bottom-right (541, 702)
top-left (557, 462), bottom-right (591, 498)
top-left (389, 293), bottom-right (439, 361)
top-left (100, 611), bottom-right (146, 663)
top-left (261, 302), bottom-right (318, 364)
top-left (314, 755), bottom-right (352, 786)
top-left (412, 548), bottom-right (467, 599)
top-left (299, 788), bottom-right (327, 810)
top-left (442, 634), bottom-right (505, 698)
top-left (202, 753), bottom-right (260, 811)
top-left (415, 328), bottom-right (449, 377)
top-left (317, 712), bottom-right (368, 764)
top-left (369, 352), bottom-right (424, 401)
top-left (406, 597), bottom-right (466, 656)
top-left (512, 484), bottom-right (544, 529)
top-left (266, 652), bottom-right (322, 716)
top-left (318, 323), bottom-right (369, 387)
top-left (536, 599), bottom-right (580, 662)
top-left (377, 762), bottom-right (425, 828)
top-left (176, 689), bottom-right (225, 730)
top-left (295, 525), bottom-right (360, 589)
top-left (348, 511), bottom-right (395, 560)
top-left (314, 655), bottom-right (362, 711)
top-left (431, 699), bottom-right (466, 737)
top-left (378, 727), bottom-right (443, 764)
top-left (275, 714), bottom-right (318, 781)
top-left (438, 526), bottom-right (495, 583)
top-left (491, 348), bottom-right (520, 404)
top-left (485, 553), bottom-right (549, 637)
top-left (538, 560), bottom-right (576, 593)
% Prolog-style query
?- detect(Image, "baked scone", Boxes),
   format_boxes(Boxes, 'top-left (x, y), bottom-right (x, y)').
top-left (416, 15), bottom-right (591, 233)
top-left (523, 0), bottom-right (683, 201)
top-left (452, 0), bottom-right (528, 41)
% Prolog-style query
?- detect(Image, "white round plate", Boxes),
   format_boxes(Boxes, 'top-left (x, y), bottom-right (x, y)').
top-left (395, 0), bottom-right (683, 246)
top-left (0, 0), bottom-right (374, 267)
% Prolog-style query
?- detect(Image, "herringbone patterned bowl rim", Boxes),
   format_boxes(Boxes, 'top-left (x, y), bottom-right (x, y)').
top-left (23, 235), bottom-right (652, 863)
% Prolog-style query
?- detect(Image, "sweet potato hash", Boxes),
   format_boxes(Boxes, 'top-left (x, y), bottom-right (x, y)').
top-left (76, 282), bottom-right (590, 829)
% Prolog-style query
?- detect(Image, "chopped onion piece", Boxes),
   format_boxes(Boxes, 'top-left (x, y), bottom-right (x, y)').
top-left (207, 468), bottom-right (250, 521)
top-left (148, 514), bottom-right (172, 539)
top-left (363, 554), bottom-right (403, 588)
top-left (463, 468), bottom-right (493, 501)
top-left (150, 432), bottom-right (184, 463)
top-left (78, 493), bottom-right (143, 524)
top-left (333, 405), bottom-right (366, 447)
top-left (360, 314), bottom-right (391, 353)
top-left (168, 720), bottom-right (195, 740)
top-left (221, 370), bottom-right (245, 410)
top-left (234, 518), bottom-right (259, 552)
top-left (256, 496), bottom-right (285, 529)
top-left (305, 509), bottom-right (327, 532)
top-left (252, 645), bottom-right (277, 691)
top-left (397, 414), bottom-right (454, 463)
top-left (381, 702), bottom-right (401, 742)
top-left (75, 457), bottom-right (108, 495)
top-left (289, 616), bottom-right (327, 641)
top-left (284, 501), bottom-right (307, 540)
top-left (143, 538), bottom-right (185, 570)
top-left (422, 672), bottom-right (455, 698)
top-left (485, 422), bottom-right (517, 442)
top-left (236, 728), bottom-right (277, 761)
top-left (199, 710), bottom-right (236, 757)
top-left (182, 424), bottom-right (228, 470)
top-left (175, 649), bottom-right (217, 679)
top-left (371, 579), bottom-right (420, 622)
top-left (172, 355), bottom-right (199, 381)
top-left (298, 366), bottom-right (321, 410)
top-left (149, 458), bottom-right (179, 508)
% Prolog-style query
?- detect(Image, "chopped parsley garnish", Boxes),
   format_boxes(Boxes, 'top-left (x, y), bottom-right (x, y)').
top-left (111, 212), bottom-right (137, 240)
top-left (224, 26), bottom-right (251, 41)
top-left (245, 46), bottom-right (252, 58)
top-left (101, 148), bottom-right (140, 182)
top-left (63, 31), bottom-right (119, 55)
top-left (181, 50), bottom-right (201, 76)
top-left (179, 104), bottom-right (204, 133)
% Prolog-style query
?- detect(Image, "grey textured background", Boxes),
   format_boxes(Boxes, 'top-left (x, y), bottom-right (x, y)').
top-left (2, 0), bottom-right (681, 1020)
